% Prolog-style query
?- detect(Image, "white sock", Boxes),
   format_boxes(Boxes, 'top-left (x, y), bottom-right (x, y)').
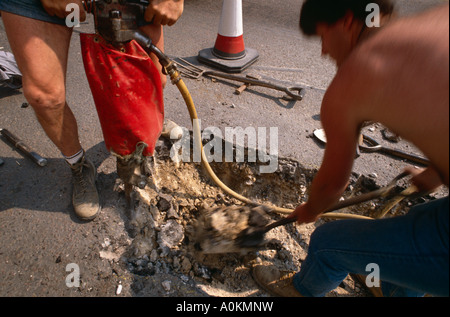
top-left (63, 149), bottom-right (84, 165)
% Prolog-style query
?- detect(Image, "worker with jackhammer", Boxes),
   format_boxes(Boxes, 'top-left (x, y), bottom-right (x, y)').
top-left (0, 0), bottom-right (184, 221)
top-left (252, 0), bottom-right (449, 297)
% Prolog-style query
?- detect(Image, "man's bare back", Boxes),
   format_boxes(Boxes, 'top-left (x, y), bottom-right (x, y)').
top-left (331, 4), bottom-right (449, 185)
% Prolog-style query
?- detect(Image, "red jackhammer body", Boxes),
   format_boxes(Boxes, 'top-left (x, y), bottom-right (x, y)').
top-left (81, 0), bottom-right (165, 198)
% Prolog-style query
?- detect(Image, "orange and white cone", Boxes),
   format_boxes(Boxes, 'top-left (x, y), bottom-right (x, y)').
top-left (213, 0), bottom-right (246, 59)
top-left (198, 0), bottom-right (259, 73)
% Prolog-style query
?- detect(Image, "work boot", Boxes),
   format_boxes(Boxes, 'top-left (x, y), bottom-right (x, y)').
top-left (70, 156), bottom-right (100, 221)
top-left (251, 263), bottom-right (303, 297)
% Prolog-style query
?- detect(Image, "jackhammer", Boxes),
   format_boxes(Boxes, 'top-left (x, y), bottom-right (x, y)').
top-left (82, 0), bottom-right (178, 204)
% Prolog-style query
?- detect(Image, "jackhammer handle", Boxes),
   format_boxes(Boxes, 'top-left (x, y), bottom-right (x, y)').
top-left (0, 129), bottom-right (48, 167)
top-left (82, 1), bottom-right (151, 13)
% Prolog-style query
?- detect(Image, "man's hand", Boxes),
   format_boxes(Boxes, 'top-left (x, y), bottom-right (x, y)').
top-left (145, 0), bottom-right (184, 26)
top-left (404, 166), bottom-right (443, 194)
top-left (41, 0), bottom-right (86, 22)
top-left (290, 203), bottom-right (320, 224)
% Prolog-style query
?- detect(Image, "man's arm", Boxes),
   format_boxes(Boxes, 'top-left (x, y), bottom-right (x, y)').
top-left (291, 64), bottom-right (368, 223)
top-left (145, 0), bottom-right (184, 26)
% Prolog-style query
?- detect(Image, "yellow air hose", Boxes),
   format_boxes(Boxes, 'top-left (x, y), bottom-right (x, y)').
top-left (172, 70), bottom-right (374, 221)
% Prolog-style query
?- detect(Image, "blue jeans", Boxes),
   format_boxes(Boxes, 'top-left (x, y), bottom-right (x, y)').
top-left (293, 197), bottom-right (449, 297)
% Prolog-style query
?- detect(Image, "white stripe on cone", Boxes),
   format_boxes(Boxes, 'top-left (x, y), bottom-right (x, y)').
top-left (218, 0), bottom-right (243, 37)
top-left (213, 0), bottom-right (246, 58)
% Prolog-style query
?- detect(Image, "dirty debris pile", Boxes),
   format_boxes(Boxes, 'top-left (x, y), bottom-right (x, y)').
top-left (103, 137), bottom-right (431, 297)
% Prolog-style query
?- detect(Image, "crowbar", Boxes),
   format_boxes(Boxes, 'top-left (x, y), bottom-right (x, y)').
top-left (0, 128), bottom-right (47, 167)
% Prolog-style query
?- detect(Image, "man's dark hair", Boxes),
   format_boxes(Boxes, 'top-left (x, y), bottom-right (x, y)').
top-left (300, 0), bottom-right (395, 35)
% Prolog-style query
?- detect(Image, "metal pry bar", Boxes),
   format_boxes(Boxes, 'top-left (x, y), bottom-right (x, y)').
top-left (0, 128), bottom-right (48, 167)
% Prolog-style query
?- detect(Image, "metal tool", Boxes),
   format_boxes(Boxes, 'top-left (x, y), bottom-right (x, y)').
top-left (175, 58), bottom-right (305, 101)
top-left (0, 128), bottom-right (48, 167)
top-left (235, 171), bottom-right (414, 249)
top-left (84, 0), bottom-right (149, 44)
top-left (359, 134), bottom-right (429, 166)
top-left (313, 129), bottom-right (429, 166)
top-left (82, 0), bottom-right (178, 209)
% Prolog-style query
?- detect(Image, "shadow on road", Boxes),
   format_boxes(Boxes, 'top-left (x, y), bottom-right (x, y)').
top-left (0, 140), bottom-right (115, 219)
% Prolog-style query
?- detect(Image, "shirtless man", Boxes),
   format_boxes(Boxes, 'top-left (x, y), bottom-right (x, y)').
top-left (253, 0), bottom-right (449, 297)
top-left (0, 0), bottom-right (184, 221)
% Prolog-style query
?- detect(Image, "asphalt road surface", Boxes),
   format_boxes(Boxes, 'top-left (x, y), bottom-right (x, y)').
top-left (0, 0), bottom-right (446, 297)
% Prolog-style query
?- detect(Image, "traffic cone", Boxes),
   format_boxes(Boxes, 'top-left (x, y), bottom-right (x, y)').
top-left (198, 0), bottom-right (259, 73)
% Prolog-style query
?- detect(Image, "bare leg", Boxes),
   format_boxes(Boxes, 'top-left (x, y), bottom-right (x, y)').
top-left (1, 12), bottom-right (81, 157)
